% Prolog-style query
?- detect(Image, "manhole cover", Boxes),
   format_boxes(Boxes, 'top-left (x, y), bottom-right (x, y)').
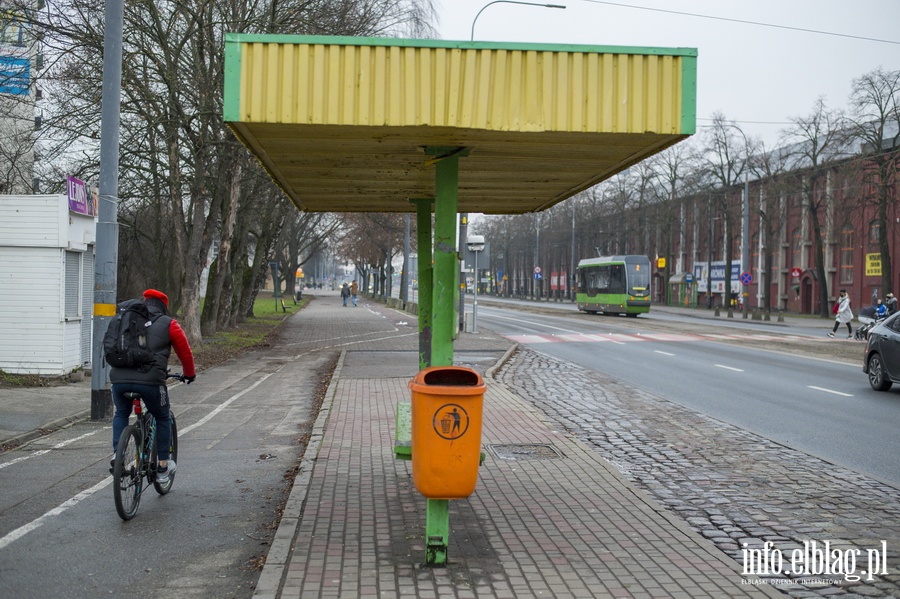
top-left (488, 444), bottom-right (563, 461)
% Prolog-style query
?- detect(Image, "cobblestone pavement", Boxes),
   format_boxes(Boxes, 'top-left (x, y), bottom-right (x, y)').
top-left (494, 346), bottom-right (900, 598)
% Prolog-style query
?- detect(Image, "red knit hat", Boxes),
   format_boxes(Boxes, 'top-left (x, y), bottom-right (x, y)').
top-left (143, 288), bottom-right (169, 307)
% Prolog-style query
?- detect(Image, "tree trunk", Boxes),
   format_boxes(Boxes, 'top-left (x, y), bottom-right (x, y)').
top-left (201, 161), bottom-right (242, 336)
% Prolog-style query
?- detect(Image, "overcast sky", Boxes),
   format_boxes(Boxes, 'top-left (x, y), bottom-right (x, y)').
top-left (435, 0), bottom-right (899, 148)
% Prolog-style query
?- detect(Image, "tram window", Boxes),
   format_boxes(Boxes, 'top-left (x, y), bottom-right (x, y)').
top-left (609, 265), bottom-right (625, 294)
top-left (629, 263), bottom-right (650, 290)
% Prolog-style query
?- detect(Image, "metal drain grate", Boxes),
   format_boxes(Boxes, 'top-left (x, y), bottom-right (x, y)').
top-left (488, 444), bottom-right (564, 461)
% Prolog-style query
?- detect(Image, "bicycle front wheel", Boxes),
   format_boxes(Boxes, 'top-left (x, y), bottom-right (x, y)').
top-left (153, 414), bottom-right (178, 495)
top-left (113, 425), bottom-right (143, 521)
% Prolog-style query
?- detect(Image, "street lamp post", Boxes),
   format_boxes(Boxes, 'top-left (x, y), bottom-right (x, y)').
top-left (470, 1), bottom-right (566, 41)
top-left (467, 235), bottom-right (485, 333)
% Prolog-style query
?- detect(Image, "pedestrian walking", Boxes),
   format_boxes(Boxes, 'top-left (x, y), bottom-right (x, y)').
top-left (340, 282), bottom-right (350, 307)
top-left (875, 298), bottom-right (887, 319)
top-left (350, 280), bottom-right (359, 307)
top-left (828, 289), bottom-right (853, 338)
top-left (886, 292), bottom-right (898, 316)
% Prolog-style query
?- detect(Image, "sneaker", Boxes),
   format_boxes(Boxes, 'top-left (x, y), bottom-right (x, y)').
top-left (847, 334), bottom-right (853, 339)
top-left (827, 332), bottom-right (834, 337)
top-left (109, 455), bottom-right (115, 474)
top-left (156, 460), bottom-right (176, 484)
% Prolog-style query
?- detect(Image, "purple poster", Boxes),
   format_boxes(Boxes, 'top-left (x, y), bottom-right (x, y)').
top-left (67, 175), bottom-right (94, 217)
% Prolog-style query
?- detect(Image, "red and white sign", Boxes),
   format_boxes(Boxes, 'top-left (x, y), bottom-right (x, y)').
top-left (790, 267), bottom-right (802, 278)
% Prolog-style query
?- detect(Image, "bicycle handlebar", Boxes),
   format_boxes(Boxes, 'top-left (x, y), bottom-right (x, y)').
top-left (167, 372), bottom-right (193, 383)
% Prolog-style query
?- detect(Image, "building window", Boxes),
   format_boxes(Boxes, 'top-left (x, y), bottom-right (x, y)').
top-left (0, 11), bottom-right (25, 46)
top-left (840, 228), bottom-right (854, 285)
top-left (64, 251), bottom-right (81, 318)
top-left (791, 227), bottom-right (802, 269)
top-left (868, 220), bottom-right (881, 248)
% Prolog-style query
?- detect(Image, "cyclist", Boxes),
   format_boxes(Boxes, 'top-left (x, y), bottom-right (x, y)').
top-left (109, 289), bottom-right (196, 483)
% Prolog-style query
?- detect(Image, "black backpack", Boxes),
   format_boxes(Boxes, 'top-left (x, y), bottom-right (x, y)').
top-left (102, 299), bottom-right (159, 369)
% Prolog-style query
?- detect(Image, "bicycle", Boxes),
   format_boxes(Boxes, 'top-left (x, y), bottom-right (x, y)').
top-left (112, 373), bottom-right (185, 521)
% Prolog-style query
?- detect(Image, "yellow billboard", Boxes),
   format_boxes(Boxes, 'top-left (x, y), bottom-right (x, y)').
top-left (865, 253), bottom-right (882, 277)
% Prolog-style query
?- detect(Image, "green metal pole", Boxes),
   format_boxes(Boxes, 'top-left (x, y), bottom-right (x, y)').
top-left (425, 497), bottom-right (450, 566)
top-left (412, 198), bottom-right (433, 370)
top-left (422, 147), bottom-right (467, 567)
top-left (431, 153), bottom-right (461, 368)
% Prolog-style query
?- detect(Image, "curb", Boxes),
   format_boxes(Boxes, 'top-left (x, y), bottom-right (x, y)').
top-left (0, 410), bottom-right (91, 449)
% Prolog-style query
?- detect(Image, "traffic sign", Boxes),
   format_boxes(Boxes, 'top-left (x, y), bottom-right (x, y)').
top-left (740, 272), bottom-right (753, 285)
top-left (790, 267), bottom-right (802, 278)
top-left (685, 273), bottom-right (693, 283)
top-left (533, 266), bottom-right (542, 274)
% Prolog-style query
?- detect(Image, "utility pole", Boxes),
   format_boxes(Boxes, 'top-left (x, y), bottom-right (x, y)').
top-left (90, 0), bottom-right (125, 420)
top-left (707, 195), bottom-right (713, 309)
top-left (741, 180), bottom-right (750, 318)
top-left (458, 213), bottom-right (468, 332)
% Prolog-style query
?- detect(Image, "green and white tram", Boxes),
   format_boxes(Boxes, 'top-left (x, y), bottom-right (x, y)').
top-left (576, 255), bottom-right (651, 316)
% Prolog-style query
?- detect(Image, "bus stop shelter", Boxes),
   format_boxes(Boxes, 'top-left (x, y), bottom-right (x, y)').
top-left (223, 33), bottom-right (696, 564)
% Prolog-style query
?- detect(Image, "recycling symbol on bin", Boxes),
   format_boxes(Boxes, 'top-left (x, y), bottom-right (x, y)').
top-left (433, 403), bottom-right (470, 440)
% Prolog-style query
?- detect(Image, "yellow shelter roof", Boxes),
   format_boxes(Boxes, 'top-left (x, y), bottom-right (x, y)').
top-left (224, 35), bottom-right (696, 214)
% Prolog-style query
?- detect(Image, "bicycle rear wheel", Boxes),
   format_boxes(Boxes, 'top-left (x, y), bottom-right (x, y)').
top-left (153, 414), bottom-right (178, 495)
top-left (113, 425), bottom-right (143, 521)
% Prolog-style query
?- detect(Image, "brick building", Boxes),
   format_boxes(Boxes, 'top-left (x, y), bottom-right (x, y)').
top-left (665, 144), bottom-right (899, 316)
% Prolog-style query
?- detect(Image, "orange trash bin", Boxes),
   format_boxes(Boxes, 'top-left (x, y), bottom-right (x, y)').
top-left (409, 366), bottom-right (486, 499)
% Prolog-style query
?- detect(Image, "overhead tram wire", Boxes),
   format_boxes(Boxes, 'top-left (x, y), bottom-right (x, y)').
top-left (577, 0), bottom-right (900, 46)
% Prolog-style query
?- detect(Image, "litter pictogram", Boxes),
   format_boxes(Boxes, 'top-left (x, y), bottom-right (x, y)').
top-left (433, 403), bottom-right (470, 440)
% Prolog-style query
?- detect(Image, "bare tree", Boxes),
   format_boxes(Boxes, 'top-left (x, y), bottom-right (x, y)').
top-left (701, 113), bottom-right (757, 311)
top-left (647, 141), bottom-right (701, 303)
top-left (781, 97), bottom-right (846, 316)
top-left (24, 0), bottom-right (438, 343)
top-left (339, 212), bottom-right (408, 297)
top-left (748, 141), bottom-right (791, 312)
top-left (846, 67), bottom-right (900, 297)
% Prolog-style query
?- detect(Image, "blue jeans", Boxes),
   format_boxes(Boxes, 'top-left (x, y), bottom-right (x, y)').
top-left (351, 294), bottom-right (357, 306)
top-left (112, 383), bottom-right (172, 460)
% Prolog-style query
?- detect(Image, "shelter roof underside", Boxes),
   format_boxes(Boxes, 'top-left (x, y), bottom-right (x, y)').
top-left (224, 35), bottom-right (697, 214)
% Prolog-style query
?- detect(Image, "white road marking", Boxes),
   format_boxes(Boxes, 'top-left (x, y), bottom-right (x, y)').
top-left (0, 429), bottom-right (108, 470)
top-left (654, 351), bottom-right (675, 356)
top-left (0, 478), bottom-right (111, 550)
top-left (0, 373), bottom-right (277, 550)
top-left (715, 364), bottom-right (744, 372)
top-left (807, 386), bottom-right (853, 397)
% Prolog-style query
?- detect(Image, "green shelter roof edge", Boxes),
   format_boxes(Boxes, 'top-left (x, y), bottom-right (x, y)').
top-left (223, 32), bottom-right (697, 58)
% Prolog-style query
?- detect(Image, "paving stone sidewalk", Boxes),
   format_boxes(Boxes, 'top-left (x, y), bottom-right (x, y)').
top-left (255, 296), bottom-right (781, 599)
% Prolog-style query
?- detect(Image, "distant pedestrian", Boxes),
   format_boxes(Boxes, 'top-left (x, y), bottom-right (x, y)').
top-left (875, 299), bottom-right (887, 319)
top-left (350, 280), bottom-right (359, 307)
top-left (340, 283), bottom-right (350, 307)
top-left (886, 293), bottom-right (898, 316)
top-left (828, 289), bottom-right (853, 338)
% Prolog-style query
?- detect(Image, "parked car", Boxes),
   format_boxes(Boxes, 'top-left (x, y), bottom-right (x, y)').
top-left (863, 311), bottom-right (900, 391)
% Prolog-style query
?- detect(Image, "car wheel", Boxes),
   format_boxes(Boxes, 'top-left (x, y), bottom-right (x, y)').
top-left (867, 353), bottom-right (893, 391)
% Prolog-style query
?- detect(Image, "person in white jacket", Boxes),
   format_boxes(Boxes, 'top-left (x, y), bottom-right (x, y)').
top-left (828, 289), bottom-right (853, 338)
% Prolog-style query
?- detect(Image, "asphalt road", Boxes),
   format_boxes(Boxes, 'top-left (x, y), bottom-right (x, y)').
top-left (475, 304), bottom-right (900, 486)
top-left (0, 326), bottom-right (332, 599)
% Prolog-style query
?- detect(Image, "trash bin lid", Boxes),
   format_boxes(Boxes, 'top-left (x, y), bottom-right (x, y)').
top-left (409, 366), bottom-right (485, 391)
